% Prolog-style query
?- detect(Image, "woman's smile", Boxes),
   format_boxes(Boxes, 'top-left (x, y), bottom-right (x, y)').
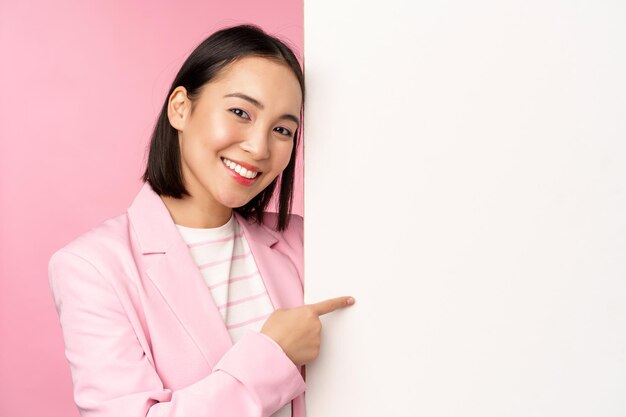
top-left (221, 157), bottom-right (262, 185)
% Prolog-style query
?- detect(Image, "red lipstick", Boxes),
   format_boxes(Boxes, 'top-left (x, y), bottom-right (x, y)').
top-left (221, 157), bottom-right (262, 186)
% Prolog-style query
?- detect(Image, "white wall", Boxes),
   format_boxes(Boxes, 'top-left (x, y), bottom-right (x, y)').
top-left (304, 1), bottom-right (626, 416)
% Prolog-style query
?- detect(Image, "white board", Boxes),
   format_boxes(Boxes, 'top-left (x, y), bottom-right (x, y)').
top-left (304, 1), bottom-right (626, 416)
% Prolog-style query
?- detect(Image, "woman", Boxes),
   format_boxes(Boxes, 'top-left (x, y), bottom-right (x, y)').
top-left (49, 24), bottom-right (354, 417)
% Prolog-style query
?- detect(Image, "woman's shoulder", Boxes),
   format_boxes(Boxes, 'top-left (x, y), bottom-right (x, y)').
top-left (263, 212), bottom-right (303, 237)
top-left (240, 212), bottom-right (303, 249)
top-left (49, 212), bottom-right (134, 276)
top-left (234, 212), bottom-right (304, 278)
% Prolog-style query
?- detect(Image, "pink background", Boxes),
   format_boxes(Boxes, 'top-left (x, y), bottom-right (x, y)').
top-left (0, 2), bottom-right (303, 416)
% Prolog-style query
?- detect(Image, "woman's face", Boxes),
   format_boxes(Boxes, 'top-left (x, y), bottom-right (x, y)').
top-left (168, 56), bottom-right (302, 212)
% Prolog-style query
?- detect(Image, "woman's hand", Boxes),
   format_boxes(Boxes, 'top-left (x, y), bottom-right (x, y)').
top-left (261, 296), bottom-right (355, 367)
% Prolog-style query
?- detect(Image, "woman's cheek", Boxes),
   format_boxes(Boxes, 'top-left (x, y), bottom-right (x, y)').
top-left (201, 115), bottom-right (238, 149)
top-left (214, 123), bottom-right (237, 144)
top-left (277, 141), bottom-right (294, 170)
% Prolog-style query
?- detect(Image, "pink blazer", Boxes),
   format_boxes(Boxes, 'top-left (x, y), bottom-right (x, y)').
top-left (49, 183), bottom-right (307, 417)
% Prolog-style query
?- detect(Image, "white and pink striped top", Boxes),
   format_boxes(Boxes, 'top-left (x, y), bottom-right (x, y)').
top-left (175, 214), bottom-right (275, 344)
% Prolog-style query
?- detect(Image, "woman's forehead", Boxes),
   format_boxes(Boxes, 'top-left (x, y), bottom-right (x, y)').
top-left (205, 57), bottom-right (302, 107)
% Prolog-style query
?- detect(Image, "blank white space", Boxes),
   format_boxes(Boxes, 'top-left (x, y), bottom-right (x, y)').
top-left (304, 1), bottom-right (626, 416)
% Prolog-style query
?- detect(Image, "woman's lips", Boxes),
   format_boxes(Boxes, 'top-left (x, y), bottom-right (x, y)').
top-left (221, 157), bottom-right (262, 174)
top-left (221, 157), bottom-right (261, 186)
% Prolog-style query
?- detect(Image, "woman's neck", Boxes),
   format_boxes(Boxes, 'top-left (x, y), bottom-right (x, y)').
top-left (160, 194), bottom-right (233, 229)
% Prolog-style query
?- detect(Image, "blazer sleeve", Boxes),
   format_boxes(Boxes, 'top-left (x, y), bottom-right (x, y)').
top-left (48, 250), bottom-right (305, 417)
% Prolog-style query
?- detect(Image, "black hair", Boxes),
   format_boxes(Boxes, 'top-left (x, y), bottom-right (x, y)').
top-left (142, 24), bottom-right (304, 231)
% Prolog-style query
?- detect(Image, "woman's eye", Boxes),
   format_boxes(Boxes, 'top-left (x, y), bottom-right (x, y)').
top-left (229, 108), bottom-right (250, 119)
top-left (274, 127), bottom-right (293, 137)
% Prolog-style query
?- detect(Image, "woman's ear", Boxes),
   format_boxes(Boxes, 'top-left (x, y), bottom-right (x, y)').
top-left (167, 86), bottom-right (190, 131)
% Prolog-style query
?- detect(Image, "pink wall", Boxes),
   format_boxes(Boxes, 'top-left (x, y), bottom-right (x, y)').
top-left (0, 2), bottom-right (302, 416)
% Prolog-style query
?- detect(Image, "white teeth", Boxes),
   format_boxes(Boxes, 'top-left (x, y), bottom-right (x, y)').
top-left (222, 158), bottom-right (259, 179)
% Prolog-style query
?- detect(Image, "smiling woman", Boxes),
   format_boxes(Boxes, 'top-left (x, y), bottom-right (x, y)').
top-left (48, 24), bottom-right (354, 417)
top-left (161, 56), bottom-right (302, 228)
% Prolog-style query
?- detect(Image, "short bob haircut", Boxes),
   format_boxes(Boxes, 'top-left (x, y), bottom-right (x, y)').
top-left (142, 24), bottom-right (304, 232)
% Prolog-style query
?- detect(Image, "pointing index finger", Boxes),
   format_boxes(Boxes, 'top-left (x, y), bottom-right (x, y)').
top-left (309, 296), bottom-right (355, 316)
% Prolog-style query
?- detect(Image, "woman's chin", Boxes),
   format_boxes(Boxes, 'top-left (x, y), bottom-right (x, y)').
top-left (219, 195), bottom-right (254, 209)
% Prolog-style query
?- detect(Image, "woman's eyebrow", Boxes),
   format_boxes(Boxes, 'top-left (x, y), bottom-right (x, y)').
top-left (224, 92), bottom-right (300, 127)
top-left (224, 92), bottom-right (264, 109)
top-left (281, 114), bottom-right (300, 127)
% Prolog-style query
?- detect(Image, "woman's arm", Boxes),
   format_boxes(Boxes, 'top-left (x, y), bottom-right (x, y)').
top-left (49, 250), bottom-right (305, 417)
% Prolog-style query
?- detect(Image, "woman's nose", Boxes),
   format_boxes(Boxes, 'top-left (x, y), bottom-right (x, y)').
top-left (239, 129), bottom-right (270, 160)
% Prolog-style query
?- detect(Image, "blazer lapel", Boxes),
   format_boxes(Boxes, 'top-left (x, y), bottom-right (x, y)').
top-left (235, 213), bottom-right (303, 310)
top-left (128, 184), bottom-right (232, 368)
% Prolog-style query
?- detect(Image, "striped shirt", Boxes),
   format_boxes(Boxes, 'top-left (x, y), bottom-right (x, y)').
top-left (176, 214), bottom-right (292, 417)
